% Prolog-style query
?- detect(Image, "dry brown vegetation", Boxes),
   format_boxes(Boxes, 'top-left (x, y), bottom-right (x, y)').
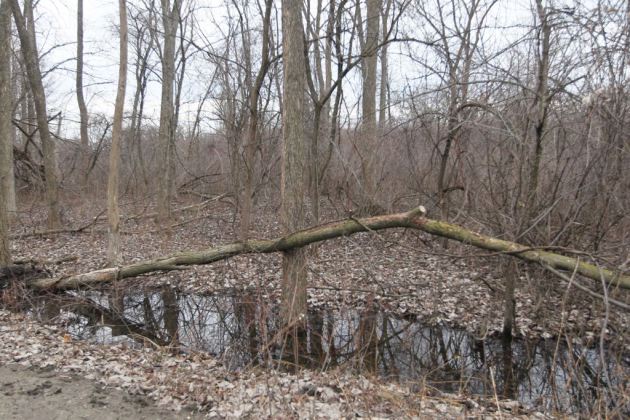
top-left (0, 0), bottom-right (629, 418)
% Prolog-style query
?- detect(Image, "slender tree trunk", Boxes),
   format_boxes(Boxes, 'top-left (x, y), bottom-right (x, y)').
top-left (0, 0), bottom-right (13, 257)
top-left (1, 0), bottom-right (15, 217)
top-left (129, 16), bottom-right (154, 192)
top-left (505, 0), bottom-right (550, 338)
top-left (0, 0), bottom-right (11, 265)
top-left (309, 104), bottom-right (322, 223)
top-left (281, 0), bottom-right (308, 336)
top-left (10, 0), bottom-right (61, 229)
top-left (526, 0), bottom-right (551, 214)
top-left (378, 0), bottom-right (391, 128)
top-left (76, 0), bottom-right (90, 190)
top-left (240, 0), bottom-right (272, 241)
top-left (502, 260), bottom-right (517, 338)
top-left (360, 0), bottom-right (381, 208)
top-left (157, 0), bottom-right (180, 222)
top-left (107, 0), bottom-right (128, 265)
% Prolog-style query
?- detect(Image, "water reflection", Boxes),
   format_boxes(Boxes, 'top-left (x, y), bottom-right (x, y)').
top-left (33, 288), bottom-right (628, 415)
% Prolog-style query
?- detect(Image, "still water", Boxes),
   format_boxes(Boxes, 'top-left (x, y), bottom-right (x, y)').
top-left (32, 287), bottom-right (629, 415)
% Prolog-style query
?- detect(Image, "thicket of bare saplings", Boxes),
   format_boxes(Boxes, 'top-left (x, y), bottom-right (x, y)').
top-left (0, 0), bottom-right (628, 416)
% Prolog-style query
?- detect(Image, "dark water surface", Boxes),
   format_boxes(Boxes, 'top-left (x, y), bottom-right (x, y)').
top-left (31, 288), bottom-right (629, 415)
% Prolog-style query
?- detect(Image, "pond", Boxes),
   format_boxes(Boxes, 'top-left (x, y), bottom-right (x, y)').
top-left (30, 287), bottom-right (629, 416)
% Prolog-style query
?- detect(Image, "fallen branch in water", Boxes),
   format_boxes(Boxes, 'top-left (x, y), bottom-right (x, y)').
top-left (18, 206), bottom-right (629, 291)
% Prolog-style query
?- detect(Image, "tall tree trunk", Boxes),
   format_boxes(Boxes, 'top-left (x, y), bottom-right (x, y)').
top-left (10, 0), bottom-right (61, 229)
top-left (76, 0), bottom-right (90, 190)
top-left (378, 0), bottom-right (391, 128)
top-left (360, 0), bottom-right (381, 208)
top-left (107, 0), bottom-right (128, 265)
top-left (526, 0), bottom-right (551, 215)
top-left (0, 0), bottom-right (11, 265)
top-left (240, 0), bottom-right (272, 241)
top-left (281, 0), bottom-right (308, 338)
top-left (1, 0), bottom-right (15, 217)
top-left (156, 0), bottom-right (180, 222)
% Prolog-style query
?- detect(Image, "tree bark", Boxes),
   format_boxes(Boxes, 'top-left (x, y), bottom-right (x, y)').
top-left (526, 0), bottom-right (551, 214)
top-left (360, 0), bottom-right (381, 207)
top-left (26, 206), bottom-right (630, 291)
top-left (378, 0), bottom-right (392, 127)
top-left (502, 259), bottom-right (517, 338)
top-left (76, 0), bottom-right (90, 190)
top-left (240, 0), bottom-right (272, 241)
top-left (0, 0), bottom-right (12, 264)
top-left (281, 0), bottom-right (308, 331)
top-left (156, 0), bottom-right (180, 222)
top-left (10, 0), bottom-right (61, 229)
top-left (107, 0), bottom-right (128, 265)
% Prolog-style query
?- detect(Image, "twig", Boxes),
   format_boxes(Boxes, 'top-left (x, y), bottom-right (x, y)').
top-left (11, 209), bottom-right (106, 239)
top-left (541, 264), bottom-right (630, 311)
top-left (489, 367), bottom-right (503, 420)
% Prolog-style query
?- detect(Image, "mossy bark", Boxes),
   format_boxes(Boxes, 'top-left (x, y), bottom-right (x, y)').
top-left (25, 207), bottom-right (630, 290)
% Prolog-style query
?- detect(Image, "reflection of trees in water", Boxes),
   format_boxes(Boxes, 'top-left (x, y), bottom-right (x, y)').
top-left (33, 289), bottom-right (626, 415)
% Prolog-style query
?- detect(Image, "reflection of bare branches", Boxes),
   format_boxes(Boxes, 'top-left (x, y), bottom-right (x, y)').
top-left (67, 296), bottom-right (169, 347)
top-left (28, 286), bottom-right (626, 414)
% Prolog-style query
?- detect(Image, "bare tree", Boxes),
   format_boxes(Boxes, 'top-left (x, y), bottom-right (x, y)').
top-left (359, 0), bottom-right (382, 209)
top-left (240, 0), bottom-right (273, 241)
top-left (525, 0), bottom-right (552, 215)
top-left (156, 0), bottom-right (181, 222)
top-left (280, 0), bottom-right (308, 337)
top-left (414, 0), bottom-right (497, 219)
top-left (378, 0), bottom-right (392, 127)
top-left (0, 0), bottom-right (11, 265)
top-left (107, 0), bottom-right (128, 265)
top-left (76, 0), bottom-right (90, 189)
top-left (304, 0), bottom-right (338, 224)
top-left (127, 0), bottom-right (157, 191)
top-left (10, 0), bottom-right (61, 229)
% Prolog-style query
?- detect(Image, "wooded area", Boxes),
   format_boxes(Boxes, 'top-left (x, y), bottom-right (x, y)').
top-left (0, 0), bottom-right (628, 417)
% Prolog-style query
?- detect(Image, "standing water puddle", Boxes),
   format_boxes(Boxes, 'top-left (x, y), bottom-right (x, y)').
top-left (30, 287), bottom-right (628, 415)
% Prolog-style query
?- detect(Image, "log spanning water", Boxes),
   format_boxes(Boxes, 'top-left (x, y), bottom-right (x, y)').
top-left (16, 207), bottom-right (630, 290)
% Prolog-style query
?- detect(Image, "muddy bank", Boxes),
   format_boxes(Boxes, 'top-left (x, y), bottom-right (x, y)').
top-left (0, 364), bottom-right (194, 420)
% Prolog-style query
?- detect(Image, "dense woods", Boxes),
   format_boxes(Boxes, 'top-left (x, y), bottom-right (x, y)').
top-left (0, 0), bottom-right (628, 417)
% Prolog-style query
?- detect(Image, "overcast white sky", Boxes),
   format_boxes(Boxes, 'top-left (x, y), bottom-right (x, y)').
top-left (32, 0), bottom-right (538, 139)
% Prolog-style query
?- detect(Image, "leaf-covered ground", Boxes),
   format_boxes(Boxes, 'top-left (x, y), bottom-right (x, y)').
top-left (0, 309), bottom-right (547, 418)
top-left (2, 197), bottom-right (628, 418)
top-left (9, 198), bottom-right (629, 342)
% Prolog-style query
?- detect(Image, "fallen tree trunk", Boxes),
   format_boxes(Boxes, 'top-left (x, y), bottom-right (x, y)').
top-left (25, 207), bottom-right (630, 290)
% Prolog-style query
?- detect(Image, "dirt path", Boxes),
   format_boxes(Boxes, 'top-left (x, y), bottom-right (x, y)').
top-left (0, 364), bottom-right (198, 420)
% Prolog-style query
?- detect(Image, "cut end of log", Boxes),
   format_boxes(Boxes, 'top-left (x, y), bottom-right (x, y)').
top-left (408, 206), bottom-right (427, 218)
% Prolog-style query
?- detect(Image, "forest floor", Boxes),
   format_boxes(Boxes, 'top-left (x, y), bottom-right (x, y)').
top-left (0, 308), bottom-right (541, 419)
top-left (1, 196), bottom-right (628, 418)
